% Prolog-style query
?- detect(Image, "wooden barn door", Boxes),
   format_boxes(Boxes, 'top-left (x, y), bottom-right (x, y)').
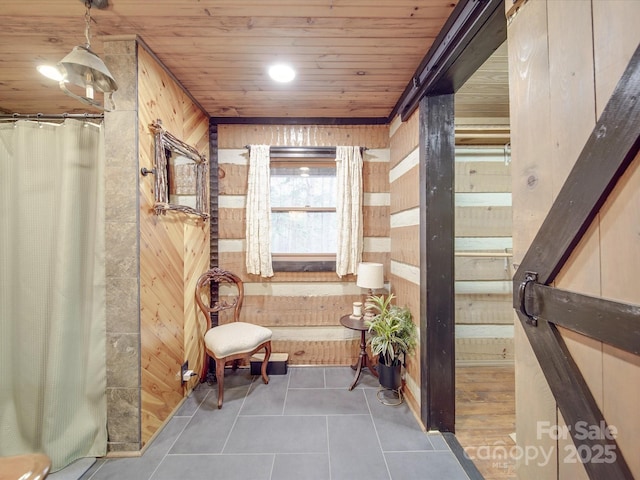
top-left (508, 1), bottom-right (640, 478)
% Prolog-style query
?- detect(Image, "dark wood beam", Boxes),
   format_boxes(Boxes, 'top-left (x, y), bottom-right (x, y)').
top-left (516, 315), bottom-right (633, 480)
top-left (208, 120), bottom-right (220, 321)
top-left (420, 93), bottom-right (455, 432)
top-left (525, 283), bottom-right (640, 356)
top-left (207, 120), bottom-right (220, 381)
top-left (392, 0), bottom-right (506, 121)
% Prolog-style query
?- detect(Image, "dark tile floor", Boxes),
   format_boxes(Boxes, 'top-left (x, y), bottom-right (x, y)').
top-left (80, 366), bottom-right (471, 480)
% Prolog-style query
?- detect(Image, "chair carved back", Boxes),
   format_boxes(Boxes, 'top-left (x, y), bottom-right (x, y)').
top-left (195, 268), bottom-right (244, 329)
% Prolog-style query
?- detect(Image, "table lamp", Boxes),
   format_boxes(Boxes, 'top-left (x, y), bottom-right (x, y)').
top-left (356, 262), bottom-right (384, 318)
top-left (356, 262), bottom-right (384, 295)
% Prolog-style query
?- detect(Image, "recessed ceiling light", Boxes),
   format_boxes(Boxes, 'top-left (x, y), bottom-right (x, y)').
top-left (268, 64), bottom-right (296, 83)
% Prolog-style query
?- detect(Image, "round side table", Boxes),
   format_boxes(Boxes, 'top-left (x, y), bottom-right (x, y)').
top-left (340, 314), bottom-right (378, 390)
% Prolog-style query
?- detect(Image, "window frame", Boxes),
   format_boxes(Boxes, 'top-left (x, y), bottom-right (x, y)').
top-left (269, 155), bottom-right (337, 273)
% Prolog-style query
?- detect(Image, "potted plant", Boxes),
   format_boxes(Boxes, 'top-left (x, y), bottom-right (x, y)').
top-left (365, 293), bottom-right (418, 390)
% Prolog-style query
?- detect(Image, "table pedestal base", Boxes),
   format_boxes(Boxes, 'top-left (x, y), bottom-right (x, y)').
top-left (348, 329), bottom-right (378, 390)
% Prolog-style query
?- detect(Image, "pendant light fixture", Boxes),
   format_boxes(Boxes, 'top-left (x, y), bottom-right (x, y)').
top-left (37, 0), bottom-right (118, 111)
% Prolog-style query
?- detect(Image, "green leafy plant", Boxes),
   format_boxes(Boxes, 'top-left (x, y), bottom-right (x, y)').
top-left (365, 293), bottom-right (418, 366)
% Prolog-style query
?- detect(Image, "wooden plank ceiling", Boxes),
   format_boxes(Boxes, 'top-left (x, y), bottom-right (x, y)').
top-left (0, 0), bottom-right (508, 121)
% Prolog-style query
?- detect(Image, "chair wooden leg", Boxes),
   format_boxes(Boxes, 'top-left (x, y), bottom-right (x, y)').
top-left (261, 342), bottom-right (271, 385)
top-left (216, 358), bottom-right (225, 409)
top-left (200, 353), bottom-right (209, 384)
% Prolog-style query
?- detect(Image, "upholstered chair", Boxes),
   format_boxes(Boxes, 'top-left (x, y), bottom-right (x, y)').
top-left (195, 268), bottom-right (272, 408)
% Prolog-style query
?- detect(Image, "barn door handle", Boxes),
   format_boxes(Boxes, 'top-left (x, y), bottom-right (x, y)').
top-left (518, 271), bottom-right (538, 326)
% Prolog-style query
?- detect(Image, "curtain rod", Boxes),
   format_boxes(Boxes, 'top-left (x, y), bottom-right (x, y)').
top-left (0, 113), bottom-right (104, 122)
top-left (244, 145), bottom-right (368, 158)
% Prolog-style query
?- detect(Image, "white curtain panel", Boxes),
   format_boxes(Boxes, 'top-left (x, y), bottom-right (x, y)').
top-left (245, 144), bottom-right (274, 277)
top-left (0, 119), bottom-right (107, 471)
top-left (335, 146), bottom-right (363, 277)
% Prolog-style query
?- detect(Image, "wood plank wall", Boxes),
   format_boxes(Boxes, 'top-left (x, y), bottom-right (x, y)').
top-left (137, 44), bottom-right (210, 447)
top-left (508, 1), bottom-right (640, 478)
top-left (217, 124), bottom-right (389, 365)
top-left (454, 146), bottom-right (513, 363)
top-left (387, 111), bottom-right (422, 410)
top-left (383, 109), bottom-right (515, 414)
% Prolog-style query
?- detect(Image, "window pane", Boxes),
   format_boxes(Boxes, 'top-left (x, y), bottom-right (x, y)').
top-left (271, 211), bottom-right (336, 254)
top-left (271, 166), bottom-right (336, 208)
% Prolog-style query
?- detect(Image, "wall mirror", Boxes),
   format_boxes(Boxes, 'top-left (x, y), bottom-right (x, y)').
top-left (148, 120), bottom-right (209, 219)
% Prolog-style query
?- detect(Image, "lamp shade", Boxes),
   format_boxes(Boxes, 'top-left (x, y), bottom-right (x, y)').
top-left (356, 262), bottom-right (384, 290)
top-left (58, 45), bottom-right (118, 94)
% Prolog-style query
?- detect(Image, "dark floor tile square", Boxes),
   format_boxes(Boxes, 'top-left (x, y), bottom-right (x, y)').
top-left (174, 384), bottom-right (211, 417)
top-left (217, 367), bottom-right (257, 389)
top-left (85, 456), bottom-right (158, 480)
top-left (271, 453), bottom-right (330, 480)
top-left (194, 368), bottom-right (255, 411)
top-left (240, 373), bottom-right (289, 415)
top-left (427, 432), bottom-right (450, 451)
top-left (385, 451), bottom-right (470, 480)
top-left (284, 388), bottom-right (369, 415)
top-left (86, 417), bottom-right (191, 480)
top-left (328, 415), bottom-right (390, 480)
top-left (365, 389), bottom-right (433, 452)
top-left (169, 393), bottom-right (243, 454)
top-left (287, 367), bottom-right (325, 388)
top-left (324, 365), bottom-right (380, 389)
top-left (145, 416), bottom-right (191, 458)
top-left (151, 454), bottom-right (272, 480)
top-left (77, 458), bottom-right (105, 480)
top-left (49, 458), bottom-right (96, 479)
top-left (224, 415), bottom-right (328, 454)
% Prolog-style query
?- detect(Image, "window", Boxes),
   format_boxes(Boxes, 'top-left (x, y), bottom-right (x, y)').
top-left (246, 144), bottom-right (363, 277)
top-left (270, 158), bottom-right (337, 271)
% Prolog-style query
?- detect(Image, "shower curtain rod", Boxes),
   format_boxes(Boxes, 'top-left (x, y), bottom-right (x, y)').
top-left (244, 145), bottom-right (368, 158)
top-left (0, 113), bottom-right (104, 122)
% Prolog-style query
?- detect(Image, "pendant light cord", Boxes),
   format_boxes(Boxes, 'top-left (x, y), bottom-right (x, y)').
top-left (84, 1), bottom-right (93, 49)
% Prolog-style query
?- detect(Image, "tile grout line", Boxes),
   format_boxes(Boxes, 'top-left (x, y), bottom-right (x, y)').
top-left (281, 365), bottom-right (292, 416)
top-left (83, 367), bottom-right (477, 479)
top-left (364, 388), bottom-right (393, 480)
top-left (220, 376), bottom-right (254, 453)
top-left (324, 367), bottom-right (332, 480)
top-left (268, 453), bottom-right (276, 480)
top-left (83, 458), bottom-right (104, 480)
top-left (147, 388), bottom-right (209, 479)
top-left (325, 410), bottom-right (332, 480)
top-left (86, 387), bottom-right (210, 480)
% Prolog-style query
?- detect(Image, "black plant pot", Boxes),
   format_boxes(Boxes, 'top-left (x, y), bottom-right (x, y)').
top-left (377, 356), bottom-right (402, 390)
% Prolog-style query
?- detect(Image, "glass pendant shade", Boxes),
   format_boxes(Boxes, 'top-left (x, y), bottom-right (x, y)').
top-left (56, 45), bottom-right (117, 110)
top-left (58, 45), bottom-right (118, 94)
top-left (36, 0), bottom-right (117, 111)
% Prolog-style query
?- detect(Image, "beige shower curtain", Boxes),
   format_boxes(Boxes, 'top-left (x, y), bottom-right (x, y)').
top-left (0, 119), bottom-right (107, 471)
